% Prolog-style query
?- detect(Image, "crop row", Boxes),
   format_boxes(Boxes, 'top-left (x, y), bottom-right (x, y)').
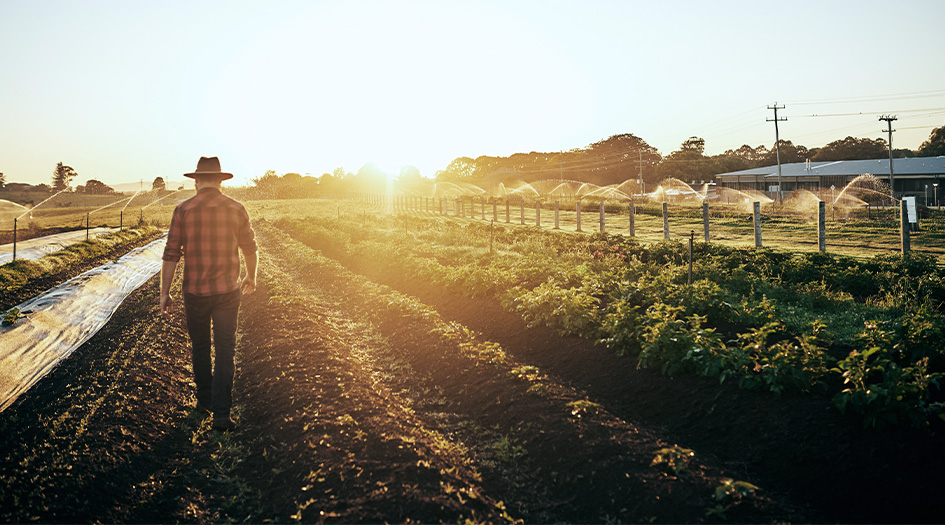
top-left (273, 210), bottom-right (945, 429)
top-left (0, 226), bottom-right (161, 297)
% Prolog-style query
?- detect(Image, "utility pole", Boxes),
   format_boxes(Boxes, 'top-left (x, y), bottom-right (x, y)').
top-left (767, 103), bottom-right (787, 203)
top-left (638, 150), bottom-right (644, 196)
top-left (635, 150), bottom-right (646, 195)
top-left (880, 115), bottom-right (897, 201)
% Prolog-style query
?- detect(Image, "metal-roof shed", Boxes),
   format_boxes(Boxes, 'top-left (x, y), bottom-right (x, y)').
top-left (714, 157), bottom-right (945, 204)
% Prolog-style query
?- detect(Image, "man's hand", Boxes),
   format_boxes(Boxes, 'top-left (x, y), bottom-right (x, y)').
top-left (160, 259), bottom-right (178, 318)
top-left (160, 292), bottom-right (174, 317)
top-left (240, 276), bottom-right (256, 295)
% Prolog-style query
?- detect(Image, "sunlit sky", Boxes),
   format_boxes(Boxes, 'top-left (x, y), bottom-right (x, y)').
top-left (2, 0), bottom-right (944, 188)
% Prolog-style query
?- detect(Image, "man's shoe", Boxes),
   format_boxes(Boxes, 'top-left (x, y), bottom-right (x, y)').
top-left (212, 416), bottom-right (237, 432)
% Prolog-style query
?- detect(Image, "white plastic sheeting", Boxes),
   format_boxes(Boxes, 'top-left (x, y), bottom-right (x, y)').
top-left (0, 228), bottom-right (116, 265)
top-left (0, 235), bottom-right (167, 412)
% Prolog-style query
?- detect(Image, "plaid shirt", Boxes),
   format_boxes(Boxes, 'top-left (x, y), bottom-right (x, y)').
top-left (162, 188), bottom-right (257, 296)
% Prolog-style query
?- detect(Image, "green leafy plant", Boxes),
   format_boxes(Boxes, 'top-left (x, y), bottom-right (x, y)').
top-left (706, 479), bottom-right (760, 519)
top-left (508, 278), bottom-right (602, 337)
top-left (832, 321), bottom-right (945, 428)
top-left (637, 304), bottom-right (725, 377)
top-left (509, 365), bottom-right (542, 383)
top-left (566, 399), bottom-right (601, 418)
top-left (2, 308), bottom-right (23, 326)
top-left (650, 445), bottom-right (695, 476)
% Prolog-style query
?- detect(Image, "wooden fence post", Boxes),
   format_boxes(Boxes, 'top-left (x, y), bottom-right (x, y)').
top-left (662, 202), bottom-right (669, 240)
top-left (818, 200), bottom-right (826, 252)
top-left (702, 201), bottom-right (710, 241)
top-left (901, 199), bottom-right (911, 254)
top-left (753, 201), bottom-right (763, 248)
top-left (629, 202), bottom-right (635, 236)
top-left (576, 201), bottom-right (582, 232)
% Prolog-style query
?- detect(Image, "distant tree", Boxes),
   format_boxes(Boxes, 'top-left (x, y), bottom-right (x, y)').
top-left (78, 179), bottom-right (116, 195)
top-left (435, 157), bottom-right (478, 181)
top-left (52, 162), bottom-right (77, 191)
top-left (397, 165), bottom-right (422, 182)
top-left (248, 170), bottom-right (318, 199)
top-left (892, 148), bottom-right (915, 158)
top-left (656, 137), bottom-right (715, 182)
top-left (811, 136), bottom-right (889, 161)
top-left (710, 154), bottom-right (751, 175)
top-left (251, 170), bottom-right (280, 198)
top-left (0, 172), bottom-right (5, 190)
top-left (724, 144), bottom-right (769, 164)
top-left (152, 176), bottom-right (166, 192)
top-left (917, 126), bottom-right (945, 157)
top-left (35, 183), bottom-right (52, 193)
top-left (582, 133), bottom-right (661, 185)
top-left (680, 136), bottom-right (706, 155)
top-left (762, 140), bottom-right (812, 165)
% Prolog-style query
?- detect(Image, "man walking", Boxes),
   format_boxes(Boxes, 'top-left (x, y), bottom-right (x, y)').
top-left (160, 156), bottom-right (257, 432)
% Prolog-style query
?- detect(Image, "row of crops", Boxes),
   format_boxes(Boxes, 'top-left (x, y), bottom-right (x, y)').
top-left (273, 207), bottom-right (945, 430)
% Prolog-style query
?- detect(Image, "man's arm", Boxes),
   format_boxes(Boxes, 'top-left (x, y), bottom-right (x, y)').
top-left (161, 205), bottom-right (184, 317)
top-left (240, 248), bottom-right (258, 295)
top-left (160, 259), bottom-right (178, 317)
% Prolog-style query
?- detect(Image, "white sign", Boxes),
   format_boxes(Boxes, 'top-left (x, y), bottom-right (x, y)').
top-left (904, 196), bottom-right (918, 224)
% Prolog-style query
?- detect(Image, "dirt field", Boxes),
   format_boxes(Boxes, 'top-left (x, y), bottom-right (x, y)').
top-left (0, 221), bottom-right (942, 523)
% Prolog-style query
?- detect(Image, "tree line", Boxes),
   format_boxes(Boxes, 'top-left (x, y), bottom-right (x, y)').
top-left (228, 125), bottom-right (945, 199)
top-left (435, 125), bottom-right (945, 187)
top-left (3, 127), bottom-right (943, 199)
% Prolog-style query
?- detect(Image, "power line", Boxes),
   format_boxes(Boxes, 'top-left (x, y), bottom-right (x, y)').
top-left (792, 106), bottom-right (945, 118)
top-left (789, 89), bottom-right (945, 106)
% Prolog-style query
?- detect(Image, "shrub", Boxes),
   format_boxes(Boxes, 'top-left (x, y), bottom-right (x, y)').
top-left (832, 321), bottom-right (945, 429)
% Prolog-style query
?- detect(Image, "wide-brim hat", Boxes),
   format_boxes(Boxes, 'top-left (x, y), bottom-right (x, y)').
top-left (184, 156), bottom-right (233, 180)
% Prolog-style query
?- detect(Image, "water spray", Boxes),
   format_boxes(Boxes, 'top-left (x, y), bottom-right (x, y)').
top-left (15, 188), bottom-right (68, 221)
top-left (141, 189), bottom-right (183, 210)
top-left (10, 188), bottom-right (70, 260)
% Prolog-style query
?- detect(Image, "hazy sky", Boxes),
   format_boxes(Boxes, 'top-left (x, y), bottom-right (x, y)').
top-left (2, 0), bottom-right (944, 187)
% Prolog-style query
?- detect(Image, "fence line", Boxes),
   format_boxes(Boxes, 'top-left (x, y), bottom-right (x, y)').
top-left (362, 194), bottom-right (927, 260)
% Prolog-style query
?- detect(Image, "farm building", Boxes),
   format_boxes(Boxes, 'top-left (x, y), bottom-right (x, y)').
top-left (714, 157), bottom-right (945, 206)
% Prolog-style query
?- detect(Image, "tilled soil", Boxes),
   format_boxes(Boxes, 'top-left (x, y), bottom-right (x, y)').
top-left (0, 220), bottom-right (942, 522)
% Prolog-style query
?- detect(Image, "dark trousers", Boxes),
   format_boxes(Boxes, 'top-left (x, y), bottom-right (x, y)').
top-left (184, 289), bottom-right (241, 418)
